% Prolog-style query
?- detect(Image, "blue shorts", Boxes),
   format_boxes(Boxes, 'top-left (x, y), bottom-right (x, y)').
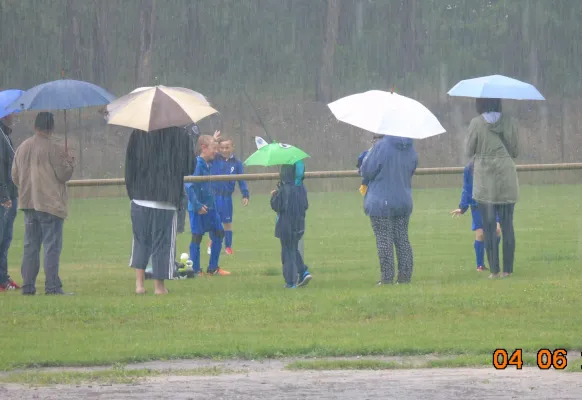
top-left (215, 195), bottom-right (233, 224)
top-left (471, 207), bottom-right (500, 231)
top-left (189, 209), bottom-right (223, 235)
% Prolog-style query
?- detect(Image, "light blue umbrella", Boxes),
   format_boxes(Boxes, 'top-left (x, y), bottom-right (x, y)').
top-left (8, 79), bottom-right (116, 150)
top-left (447, 75), bottom-right (545, 101)
top-left (0, 89), bottom-right (24, 119)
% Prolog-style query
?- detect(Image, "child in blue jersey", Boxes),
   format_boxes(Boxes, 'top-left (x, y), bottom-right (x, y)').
top-left (207, 137), bottom-right (249, 256)
top-left (185, 135), bottom-right (231, 276)
top-left (450, 160), bottom-right (501, 271)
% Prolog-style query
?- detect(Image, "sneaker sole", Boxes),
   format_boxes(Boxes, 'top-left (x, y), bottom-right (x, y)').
top-left (297, 275), bottom-right (312, 287)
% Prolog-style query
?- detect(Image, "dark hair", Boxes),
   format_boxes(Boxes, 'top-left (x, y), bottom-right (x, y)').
top-left (475, 98), bottom-right (502, 114)
top-left (35, 112), bottom-right (55, 132)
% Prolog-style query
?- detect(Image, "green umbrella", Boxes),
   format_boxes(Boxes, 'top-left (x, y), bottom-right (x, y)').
top-left (244, 142), bottom-right (310, 167)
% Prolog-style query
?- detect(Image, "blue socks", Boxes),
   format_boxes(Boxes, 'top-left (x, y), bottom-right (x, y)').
top-left (474, 240), bottom-right (485, 267)
top-left (208, 231), bottom-right (223, 271)
top-left (225, 230), bottom-right (233, 248)
top-left (190, 242), bottom-right (201, 273)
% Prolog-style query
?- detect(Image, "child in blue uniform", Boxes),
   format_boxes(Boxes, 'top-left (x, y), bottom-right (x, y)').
top-left (185, 135), bottom-right (231, 276)
top-left (450, 160), bottom-right (501, 271)
top-left (207, 137), bottom-right (249, 255)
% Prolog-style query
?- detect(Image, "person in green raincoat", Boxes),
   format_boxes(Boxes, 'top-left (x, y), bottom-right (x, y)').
top-left (466, 98), bottom-right (519, 279)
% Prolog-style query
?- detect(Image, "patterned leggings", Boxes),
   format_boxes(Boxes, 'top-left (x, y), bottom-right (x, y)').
top-left (370, 215), bottom-right (413, 283)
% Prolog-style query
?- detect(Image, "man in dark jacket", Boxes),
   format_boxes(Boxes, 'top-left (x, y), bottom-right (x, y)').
top-left (0, 114), bottom-right (20, 291)
top-left (270, 164), bottom-right (310, 288)
top-left (125, 127), bottom-right (192, 295)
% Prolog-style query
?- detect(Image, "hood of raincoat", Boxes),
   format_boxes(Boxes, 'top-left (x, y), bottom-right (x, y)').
top-left (280, 164), bottom-right (296, 184)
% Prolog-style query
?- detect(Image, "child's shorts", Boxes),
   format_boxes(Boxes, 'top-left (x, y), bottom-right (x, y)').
top-left (189, 209), bottom-right (223, 235)
top-left (215, 195), bottom-right (233, 224)
top-left (471, 207), bottom-right (501, 231)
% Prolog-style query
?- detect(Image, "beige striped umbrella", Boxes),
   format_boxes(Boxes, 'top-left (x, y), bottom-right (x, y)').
top-left (106, 85), bottom-right (218, 131)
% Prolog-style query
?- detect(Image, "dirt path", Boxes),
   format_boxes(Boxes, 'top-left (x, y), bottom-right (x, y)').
top-left (2, 357), bottom-right (581, 400)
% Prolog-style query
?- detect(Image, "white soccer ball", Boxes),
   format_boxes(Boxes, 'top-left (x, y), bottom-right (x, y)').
top-left (180, 253), bottom-right (189, 263)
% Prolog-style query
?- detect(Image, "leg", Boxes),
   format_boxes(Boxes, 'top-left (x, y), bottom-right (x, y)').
top-left (370, 216), bottom-right (395, 283)
top-left (222, 196), bottom-right (234, 251)
top-left (38, 212), bottom-right (64, 294)
top-left (208, 229), bottom-right (224, 272)
top-left (280, 238), bottom-right (298, 286)
top-left (223, 222), bottom-right (233, 250)
top-left (498, 204), bottom-right (515, 275)
top-left (298, 237), bottom-right (305, 260)
top-left (20, 210), bottom-right (42, 295)
top-left (190, 233), bottom-right (203, 274)
top-left (296, 240), bottom-right (312, 287)
top-left (130, 202), bottom-right (153, 293)
top-left (0, 198), bottom-right (17, 285)
top-left (474, 229), bottom-right (485, 270)
top-left (150, 209), bottom-right (177, 294)
top-left (393, 215), bottom-right (413, 283)
top-left (478, 202), bottom-right (500, 275)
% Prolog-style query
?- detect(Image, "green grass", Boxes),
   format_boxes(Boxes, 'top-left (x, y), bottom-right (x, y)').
top-left (1, 184), bottom-right (581, 371)
top-left (0, 365), bottom-right (229, 385)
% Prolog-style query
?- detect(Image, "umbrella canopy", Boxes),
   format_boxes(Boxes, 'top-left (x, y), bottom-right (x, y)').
top-left (0, 89), bottom-right (25, 119)
top-left (447, 74), bottom-right (545, 100)
top-left (244, 142), bottom-right (310, 167)
top-left (328, 90), bottom-right (446, 140)
top-left (106, 85), bottom-right (218, 131)
top-left (8, 79), bottom-right (115, 110)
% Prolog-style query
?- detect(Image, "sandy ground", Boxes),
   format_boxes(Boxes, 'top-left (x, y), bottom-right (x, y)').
top-left (1, 357), bottom-right (581, 400)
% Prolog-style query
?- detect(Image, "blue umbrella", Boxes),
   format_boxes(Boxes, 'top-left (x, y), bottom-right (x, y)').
top-left (0, 89), bottom-right (24, 119)
top-left (447, 75), bottom-right (545, 101)
top-left (8, 79), bottom-right (116, 150)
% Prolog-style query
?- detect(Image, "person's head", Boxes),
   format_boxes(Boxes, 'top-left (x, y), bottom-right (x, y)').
top-left (1, 113), bottom-right (14, 128)
top-left (34, 112), bottom-right (55, 135)
top-left (197, 134), bottom-right (218, 161)
top-left (280, 164), bottom-right (296, 184)
top-left (475, 98), bottom-right (502, 115)
top-left (218, 137), bottom-right (234, 159)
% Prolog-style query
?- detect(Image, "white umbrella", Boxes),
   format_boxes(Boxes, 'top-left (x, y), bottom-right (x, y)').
top-left (328, 90), bottom-right (446, 139)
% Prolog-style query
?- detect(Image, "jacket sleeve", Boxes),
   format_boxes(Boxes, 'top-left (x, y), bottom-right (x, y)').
top-left (270, 187), bottom-right (285, 213)
top-left (236, 160), bottom-right (249, 198)
top-left (502, 119), bottom-right (519, 158)
top-left (0, 140), bottom-right (9, 202)
top-left (10, 147), bottom-right (19, 190)
top-left (49, 143), bottom-right (74, 183)
top-left (459, 166), bottom-right (472, 213)
top-left (185, 160), bottom-right (204, 212)
top-left (125, 132), bottom-right (137, 199)
top-left (465, 119), bottom-right (478, 159)
top-left (360, 142), bottom-right (383, 183)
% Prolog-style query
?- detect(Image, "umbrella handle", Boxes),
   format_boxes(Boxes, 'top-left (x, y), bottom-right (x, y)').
top-left (64, 109), bottom-right (68, 153)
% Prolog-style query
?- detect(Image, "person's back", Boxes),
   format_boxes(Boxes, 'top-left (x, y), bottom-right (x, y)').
top-left (14, 132), bottom-right (73, 219)
top-left (361, 136), bottom-right (417, 218)
top-left (271, 165), bottom-right (308, 242)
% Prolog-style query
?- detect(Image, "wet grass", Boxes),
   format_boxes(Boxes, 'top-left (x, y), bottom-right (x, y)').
top-left (1, 184), bottom-right (581, 371)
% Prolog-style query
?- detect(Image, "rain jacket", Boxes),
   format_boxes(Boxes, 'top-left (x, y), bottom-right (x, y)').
top-left (125, 128), bottom-right (192, 210)
top-left (271, 164), bottom-right (308, 242)
top-left (185, 156), bottom-right (216, 212)
top-left (357, 150), bottom-right (370, 185)
top-left (466, 113), bottom-right (519, 204)
top-left (294, 160), bottom-right (305, 186)
top-left (360, 135), bottom-right (418, 218)
top-left (0, 121), bottom-right (17, 202)
top-left (210, 154), bottom-right (249, 198)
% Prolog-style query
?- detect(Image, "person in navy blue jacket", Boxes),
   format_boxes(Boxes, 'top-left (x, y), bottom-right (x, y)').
top-left (356, 134), bottom-right (383, 196)
top-left (360, 135), bottom-right (417, 285)
top-left (449, 160), bottom-right (501, 271)
top-left (207, 136), bottom-right (249, 256)
top-left (270, 164), bottom-right (310, 288)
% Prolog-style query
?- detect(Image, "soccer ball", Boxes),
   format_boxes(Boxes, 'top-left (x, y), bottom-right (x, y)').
top-left (180, 253), bottom-right (189, 263)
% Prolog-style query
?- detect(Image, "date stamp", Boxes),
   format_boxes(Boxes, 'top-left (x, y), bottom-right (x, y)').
top-left (492, 348), bottom-right (569, 370)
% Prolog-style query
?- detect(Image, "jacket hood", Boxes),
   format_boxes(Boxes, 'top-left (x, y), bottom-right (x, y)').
top-left (482, 112), bottom-right (505, 134)
top-left (385, 135), bottom-right (413, 150)
top-left (280, 164), bottom-right (296, 183)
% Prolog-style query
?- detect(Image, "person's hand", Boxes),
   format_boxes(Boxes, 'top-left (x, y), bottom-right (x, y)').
top-left (496, 223), bottom-right (501, 236)
top-left (270, 190), bottom-right (277, 196)
top-left (242, 198), bottom-right (249, 206)
top-left (1, 200), bottom-right (12, 209)
top-left (449, 209), bottom-right (463, 217)
top-left (197, 205), bottom-right (208, 215)
top-left (213, 130), bottom-right (221, 140)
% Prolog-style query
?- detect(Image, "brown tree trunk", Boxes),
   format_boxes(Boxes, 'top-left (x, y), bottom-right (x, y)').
top-left (136, 0), bottom-right (156, 87)
top-left (315, 0), bottom-right (340, 103)
top-left (93, 1), bottom-right (108, 87)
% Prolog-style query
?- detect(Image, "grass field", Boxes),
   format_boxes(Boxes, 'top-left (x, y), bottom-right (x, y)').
top-left (1, 184), bottom-right (581, 372)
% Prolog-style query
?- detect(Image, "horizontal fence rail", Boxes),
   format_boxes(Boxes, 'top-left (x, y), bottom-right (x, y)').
top-left (66, 163), bottom-right (582, 187)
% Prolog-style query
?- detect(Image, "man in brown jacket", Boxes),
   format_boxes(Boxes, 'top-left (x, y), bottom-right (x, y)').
top-left (11, 112), bottom-right (75, 295)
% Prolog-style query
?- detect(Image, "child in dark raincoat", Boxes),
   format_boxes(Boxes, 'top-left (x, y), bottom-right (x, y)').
top-left (270, 164), bottom-right (310, 288)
